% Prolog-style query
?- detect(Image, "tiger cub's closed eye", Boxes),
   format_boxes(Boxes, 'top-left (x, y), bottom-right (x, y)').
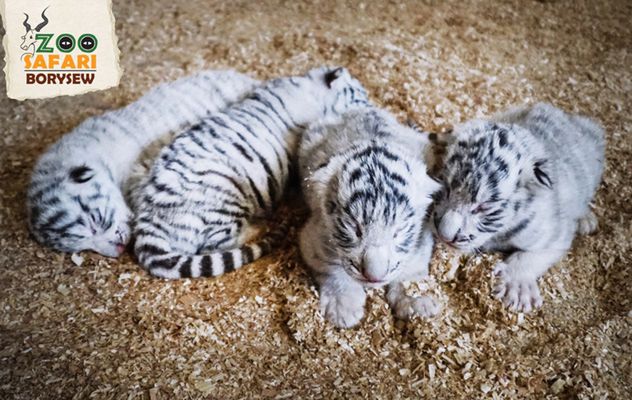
top-left (353, 222), bottom-right (363, 238)
top-left (471, 203), bottom-right (490, 214)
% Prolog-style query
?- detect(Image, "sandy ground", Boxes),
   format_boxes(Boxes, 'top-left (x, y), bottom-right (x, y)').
top-left (1, 0), bottom-right (631, 398)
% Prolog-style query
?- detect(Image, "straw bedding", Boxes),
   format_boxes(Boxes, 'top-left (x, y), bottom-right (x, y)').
top-left (1, 0), bottom-right (630, 398)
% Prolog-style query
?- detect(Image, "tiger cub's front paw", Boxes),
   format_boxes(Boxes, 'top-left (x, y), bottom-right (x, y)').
top-left (577, 210), bottom-right (598, 235)
top-left (493, 262), bottom-right (543, 313)
top-left (319, 289), bottom-right (366, 328)
top-left (391, 294), bottom-right (440, 320)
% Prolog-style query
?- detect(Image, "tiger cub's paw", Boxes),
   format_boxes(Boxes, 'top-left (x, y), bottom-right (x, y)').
top-left (319, 289), bottom-right (366, 328)
top-left (493, 262), bottom-right (543, 313)
top-left (391, 294), bottom-right (440, 320)
top-left (577, 210), bottom-right (598, 236)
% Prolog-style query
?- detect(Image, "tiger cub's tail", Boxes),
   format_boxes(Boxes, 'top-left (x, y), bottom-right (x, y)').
top-left (136, 221), bottom-right (289, 280)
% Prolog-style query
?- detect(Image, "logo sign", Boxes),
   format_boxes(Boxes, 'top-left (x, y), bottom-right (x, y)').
top-left (1, 0), bottom-right (121, 100)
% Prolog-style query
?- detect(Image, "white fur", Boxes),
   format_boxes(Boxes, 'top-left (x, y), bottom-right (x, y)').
top-left (299, 108), bottom-right (441, 327)
top-left (433, 103), bottom-right (605, 312)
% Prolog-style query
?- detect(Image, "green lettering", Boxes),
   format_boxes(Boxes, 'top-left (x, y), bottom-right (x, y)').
top-left (35, 33), bottom-right (54, 53)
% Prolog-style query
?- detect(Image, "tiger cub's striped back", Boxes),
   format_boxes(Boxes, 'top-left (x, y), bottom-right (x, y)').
top-left (133, 66), bottom-right (370, 279)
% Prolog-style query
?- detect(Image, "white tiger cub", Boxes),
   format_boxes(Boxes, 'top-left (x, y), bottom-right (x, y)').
top-left (132, 67), bottom-right (370, 279)
top-left (299, 108), bottom-right (441, 328)
top-left (27, 70), bottom-right (259, 257)
top-left (433, 103), bottom-right (605, 312)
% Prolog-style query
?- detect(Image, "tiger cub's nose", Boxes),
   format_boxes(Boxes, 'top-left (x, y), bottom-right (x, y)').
top-left (436, 210), bottom-right (463, 244)
top-left (360, 248), bottom-right (389, 283)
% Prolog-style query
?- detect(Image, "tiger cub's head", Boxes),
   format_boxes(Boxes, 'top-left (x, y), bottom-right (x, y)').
top-left (267, 66), bottom-right (370, 123)
top-left (315, 141), bottom-right (439, 286)
top-left (432, 120), bottom-right (552, 252)
top-left (28, 150), bottom-right (131, 257)
top-left (310, 66), bottom-right (370, 116)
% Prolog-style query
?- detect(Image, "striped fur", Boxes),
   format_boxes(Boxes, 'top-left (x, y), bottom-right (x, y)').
top-left (299, 107), bottom-right (441, 328)
top-left (27, 70), bottom-right (259, 257)
top-left (433, 102), bottom-right (605, 312)
top-left (132, 67), bottom-right (370, 279)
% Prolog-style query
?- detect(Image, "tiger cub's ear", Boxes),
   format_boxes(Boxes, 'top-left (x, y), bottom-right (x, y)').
top-left (309, 155), bottom-right (345, 213)
top-left (533, 159), bottom-right (553, 189)
top-left (324, 67), bottom-right (348, 88)
top-left (520, 158), bottom-right (553, 190)
top-left (411, 169), bottom-right (442, 210)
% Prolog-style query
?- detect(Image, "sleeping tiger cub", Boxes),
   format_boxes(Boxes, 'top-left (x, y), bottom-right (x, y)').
top-left (433, 103), bottom-right (605, 312)
top-left (132, 66), bottom-right (370, 279)
top-left (299, 107), bottom-right (441, 328)
top-left (27, 70), bottom-right (259, 257)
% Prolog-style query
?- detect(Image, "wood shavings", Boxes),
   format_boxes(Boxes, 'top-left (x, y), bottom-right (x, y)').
top-left (148, 388), bottom-right (160, 400)
top-left (70, 253), bottom-right (84, 267)
top-left (56, 284), bottom-right (70, 296)
top-left (193, 379), bottom-right (216, 395)
top-left (428, 364), bottom-right (436, 380)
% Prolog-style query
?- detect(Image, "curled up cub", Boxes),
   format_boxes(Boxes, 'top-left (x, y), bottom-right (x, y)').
top-left (299, 107), bottom-right (441, 328)
top-left (432, 103), bottom-right (605, 312)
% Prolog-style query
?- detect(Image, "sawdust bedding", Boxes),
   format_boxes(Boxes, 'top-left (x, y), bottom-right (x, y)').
top-left (1, 0), bottom-right (630, 399)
